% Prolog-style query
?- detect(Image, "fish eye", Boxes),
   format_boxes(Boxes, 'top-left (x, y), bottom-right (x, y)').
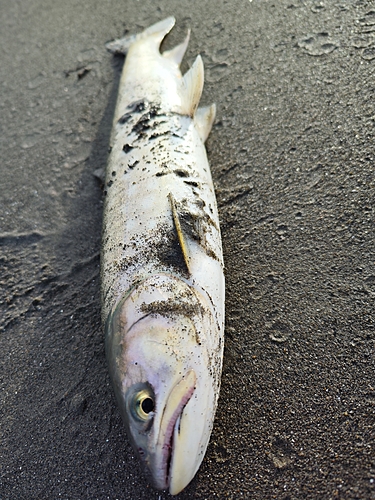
top-left (132, 390), bottom-right (155, 421)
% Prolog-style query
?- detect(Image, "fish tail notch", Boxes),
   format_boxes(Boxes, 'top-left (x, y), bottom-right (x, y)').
top-left (106, 16), bottom-right (176, 55)
top-left (163, 29), bottom-right (191, 66)
top-left (142, 16), bottom-right (176, 47)
top-left (194, 103), bottom-right (216, 142)
top-left (180, 55), bottom-right (204, 117)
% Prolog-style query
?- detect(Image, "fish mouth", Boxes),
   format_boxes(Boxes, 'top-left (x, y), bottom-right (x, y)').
top-left (152, 370), bottom-right (197, 493)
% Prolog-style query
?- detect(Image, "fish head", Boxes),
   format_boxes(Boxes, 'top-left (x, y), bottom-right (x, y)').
top-left (105, 274), bottom-right (222, 495)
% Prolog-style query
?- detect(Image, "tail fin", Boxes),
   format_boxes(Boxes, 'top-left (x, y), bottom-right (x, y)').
top-left (162, 29), bottom-right (190, 66)
top-left (106, 17), bottom-right (175, 55)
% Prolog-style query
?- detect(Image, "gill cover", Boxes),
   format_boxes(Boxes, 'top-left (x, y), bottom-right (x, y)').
top-left (105, 274), bottom-right (221, 494)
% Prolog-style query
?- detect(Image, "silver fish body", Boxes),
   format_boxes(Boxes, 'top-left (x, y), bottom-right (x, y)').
top-left (101, 17), bottom-right (225, 495)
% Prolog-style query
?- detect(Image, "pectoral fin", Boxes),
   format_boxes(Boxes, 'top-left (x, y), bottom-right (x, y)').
top-left (168, 193), bottom-right (191, 274)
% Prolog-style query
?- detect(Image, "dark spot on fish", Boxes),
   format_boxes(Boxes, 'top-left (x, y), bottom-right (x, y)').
top-left (149, 133), bottom-right (162, 140)
top-left (148, 127), bottom-right (174, 141)
top-left (155, 172), bottom-right (167, 177)
top-left (132, 114), bottom-right (151, 134)
top-left (148, 104), bottom-right (161, 119)
top-left (206, 246), bottom-right (220, 261)
top-left (154, 224), bottom-right (189, 276)
top-left (111, 171), bottom-right (116, 176)
top-left (118, 113), bottom-right (132, 124)
top-left (178, 211), bottom-right (202, 243)
top-left (127, 99), bottom-right (148, 113)
top-left (174, 169), bottom-right (189, 178)
top-left (195, 198), bottom-right (205, 209)
top-left (118, 100), bottom-right (151, 125)
top-left (107, 180), bottom-right (113, 187)
top-left (130, 104), bottom-right (164, 141)
top-left (183, 180), bottom-right (199, 188)
top-left (123, 144), bottom-right (133, 153)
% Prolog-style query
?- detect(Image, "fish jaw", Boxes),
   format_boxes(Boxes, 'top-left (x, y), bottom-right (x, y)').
top-left (167, 373), bottom-right (213, 495)
top-left (146, 364), bottom-right (215, 495)
top-left (149, 369), bottom-right (197, 492)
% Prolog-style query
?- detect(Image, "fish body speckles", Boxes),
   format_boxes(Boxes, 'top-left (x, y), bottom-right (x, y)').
top-left (101, 17), bottom-right (224, 495)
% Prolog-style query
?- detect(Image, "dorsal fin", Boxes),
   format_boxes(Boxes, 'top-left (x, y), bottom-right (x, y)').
top-left (179, 55), bottom-right (204, 117)
top-left (194, 103), bottom-right (216, 142)
top-left (168, 193), bottom-right (191, 274)
top-left (106, 17), bottom-right (176, 55)
top-left (163, 30), bottom-right (190, 66)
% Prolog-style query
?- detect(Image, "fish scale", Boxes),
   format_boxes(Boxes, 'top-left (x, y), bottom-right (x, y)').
top-left (101, 17), bottom-right (225, 495)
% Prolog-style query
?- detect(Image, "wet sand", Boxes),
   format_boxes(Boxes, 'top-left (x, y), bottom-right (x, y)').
top-left (1, 1), bottom-right (374, 498)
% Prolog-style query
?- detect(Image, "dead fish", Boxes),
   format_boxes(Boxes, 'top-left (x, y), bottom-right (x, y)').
top-left (101, 17), bottom-right (225, 495)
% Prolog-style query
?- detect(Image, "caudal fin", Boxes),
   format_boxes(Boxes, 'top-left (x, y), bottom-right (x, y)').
top-left (162, 29), bottom-right (190, 66)
top-left (106, 16), bottom-right (176, 54)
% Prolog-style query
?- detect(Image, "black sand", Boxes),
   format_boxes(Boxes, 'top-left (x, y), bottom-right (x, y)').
top-left (1, 1), bottom-right (374, 498)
